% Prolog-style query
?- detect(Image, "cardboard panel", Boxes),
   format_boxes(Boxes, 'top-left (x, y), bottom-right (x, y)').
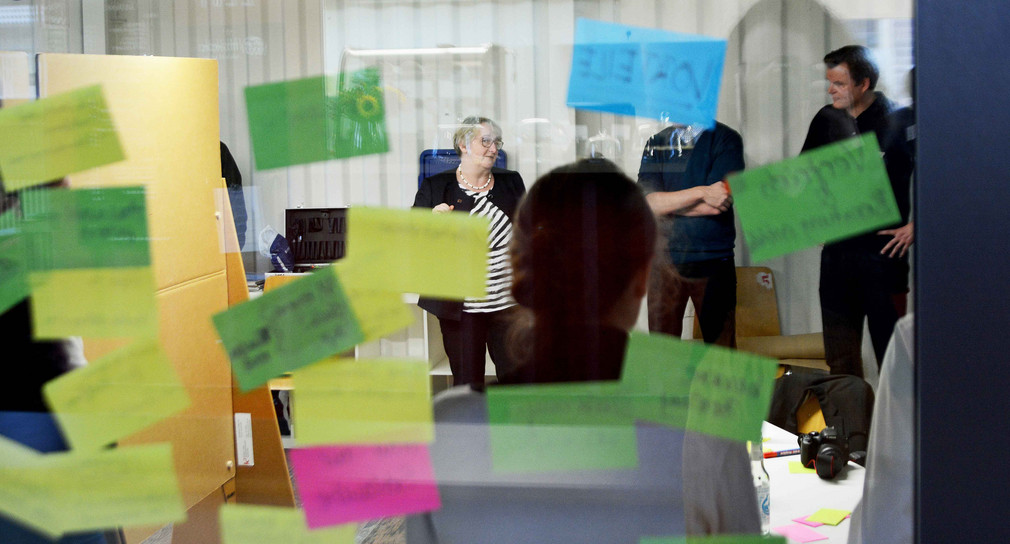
top-left (36, 53), bottom-right (223, 291)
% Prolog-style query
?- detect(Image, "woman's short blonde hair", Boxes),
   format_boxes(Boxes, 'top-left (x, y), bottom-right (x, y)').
top-left (453, 116), bottom-right (502, 157)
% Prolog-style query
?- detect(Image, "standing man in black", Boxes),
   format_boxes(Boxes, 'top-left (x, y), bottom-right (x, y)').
top-left (802, 45), bottom-right (915, 377)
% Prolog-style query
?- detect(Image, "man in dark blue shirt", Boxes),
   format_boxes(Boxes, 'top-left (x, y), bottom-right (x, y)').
top-left (638, 122), bottom-right (744, 346)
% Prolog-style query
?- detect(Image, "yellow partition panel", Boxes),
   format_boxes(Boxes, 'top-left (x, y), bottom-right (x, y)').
top-left (36, 54), bottom-right (234, 518)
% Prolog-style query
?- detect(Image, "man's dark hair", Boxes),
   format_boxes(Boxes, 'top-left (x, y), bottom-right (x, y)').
top-left (824, 45), bottom-right (879, 91)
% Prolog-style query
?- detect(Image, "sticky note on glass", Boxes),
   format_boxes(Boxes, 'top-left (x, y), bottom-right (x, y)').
top-left (219, 504), bottom-right (355, 544)
top-left (213, 268), bottom-right (365, 391)
top-left (618, 331), bottom-right (707, 429)
top-left (19, 186), bottom-right (150, 271)
top-left (0, 229), bottom-right (29, 315)
top-left (730, 132), bottom-right (901, 262)
top-left (684, 342), bottom-right (779, 443)
top-left (487, 382), bottom-right (640, 472)
top-left (289, 443), bottom-right (440, 528)
top-left (29, 266), bottom-right (158, 339)
top-left (0, 85), bottom-right (125, 192)
top-left (0, 443), bottom-right (185, 538)
top-left (567, 18), bottom-right (726, 128)
top-left (245, 68), bottom-right (388, 170)
top-left (640, 536), bottom-right (785, 544)
top-left (43, 338), bottom-right (189, 452)
top-left (345, 207), bottom-right (489, 299)
top-left (291, 357), bottom-right (432, 445)
top-left (332, 258), bottom-right (414, 341)
top-left (805, 508), bottom-right (850, 526)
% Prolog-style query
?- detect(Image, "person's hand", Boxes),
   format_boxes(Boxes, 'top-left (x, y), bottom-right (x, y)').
top-left (699, 181), bottom-right (732, 212)
top-left (878, 222), bottom-right (914, 258)
top-left (432, 203), bottom-right (454, 214)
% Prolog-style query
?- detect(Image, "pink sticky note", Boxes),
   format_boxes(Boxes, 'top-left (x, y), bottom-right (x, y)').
top-left (795, 512), bottom-right (852, 527)
top-left (793, 515), bottom-right (824, 527)
top-left (772, 523), bottom-right (828, 542)
top-left (289, 443), bottom-right (441, 528)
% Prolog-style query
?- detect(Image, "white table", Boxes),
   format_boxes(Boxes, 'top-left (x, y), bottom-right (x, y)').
top-left (763, 421), bottom-right (865, 543)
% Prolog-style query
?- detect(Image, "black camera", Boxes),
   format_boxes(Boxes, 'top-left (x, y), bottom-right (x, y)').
top-left (798, 426), bottom-right (850, 480)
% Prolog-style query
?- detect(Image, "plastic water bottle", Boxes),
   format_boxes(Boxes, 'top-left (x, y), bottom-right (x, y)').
top-left (749, 440), bottom-right (771, 535)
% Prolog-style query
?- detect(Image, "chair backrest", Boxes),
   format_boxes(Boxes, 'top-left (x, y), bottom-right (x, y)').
top-left (418, 149), bottom-right (508, 188)
top-left (692, 266), bottom-right (782, 338)
top-left (735, 266), bottom-right (782, 337)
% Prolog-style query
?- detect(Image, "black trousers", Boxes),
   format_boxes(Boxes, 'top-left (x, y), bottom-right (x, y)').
top-left (819, 246), bottom-right (909, 377)
top-left (438, 309), bottom-right (515, 387)
top-left (648, 257), bottom-right (736, 347)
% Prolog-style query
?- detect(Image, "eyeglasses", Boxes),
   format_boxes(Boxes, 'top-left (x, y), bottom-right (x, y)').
top-left (478, 135), bottom-right (504, 150)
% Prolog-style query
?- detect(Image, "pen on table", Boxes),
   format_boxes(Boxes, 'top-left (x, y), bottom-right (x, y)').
top-left (764, 448), bottom-right (801, 459)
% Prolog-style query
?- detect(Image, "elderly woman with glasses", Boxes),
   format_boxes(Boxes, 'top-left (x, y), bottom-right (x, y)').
top-left (413, 116), bottom-right (527, 388)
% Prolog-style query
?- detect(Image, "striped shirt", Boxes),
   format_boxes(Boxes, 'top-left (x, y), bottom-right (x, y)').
top-left (462, 187), bottom-right (515, 313)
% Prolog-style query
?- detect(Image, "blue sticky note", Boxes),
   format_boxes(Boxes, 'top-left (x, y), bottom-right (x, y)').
top-left (567, 18), bottom-right (726, 128)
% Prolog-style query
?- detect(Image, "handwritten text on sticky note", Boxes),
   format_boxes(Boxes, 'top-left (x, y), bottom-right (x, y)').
top-left (289, 443), bottom-right (440, 528)
top-left (730, 133), bottom-right (901, 262)
top-left (0, 443), bottom-right (185, 538)
top-left (292, 357), bottom-right (432, 445)
top-left (487, 382), bottom-right (640, 472)
top-left (567, 18), bottom-right (726, 127)
top-left (213, 269), bottom-right (364, 391)
top-left (346, 207), bottom-right (488, 299)
top-left (43, 338), bottom-right (189, 452)
top-left (0, 84), bottom-right (125, 192)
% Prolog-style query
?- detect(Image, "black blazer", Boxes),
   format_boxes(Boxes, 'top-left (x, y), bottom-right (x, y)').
top-left (412, 167), bottom-right (526, 320)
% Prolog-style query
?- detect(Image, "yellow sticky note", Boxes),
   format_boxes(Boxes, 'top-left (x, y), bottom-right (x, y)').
top-left (0, 435), bottom-right (42, 466)
top-left (29, 266), bottom-right (158, 339)
top-left (0, 84), bottom-right (125, 192)
top-left (43, 338), bottom-right (190, 452)
top-left (333, 258), bottom-right (414, 341)
top-left (346, 207), bottom-right (489, 299)
top-left (292, 357), bottom-right (433, 445)
top-left (789, 461), bottom-right (816, 474)
top-left (0, 443), bottom-right (185, 538)
top-left (806, 507), bottom-right (851, 526)
top-left (219, 504), bottom-right (356, 544)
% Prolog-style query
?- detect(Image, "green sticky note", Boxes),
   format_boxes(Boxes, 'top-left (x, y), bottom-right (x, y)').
top-left (0, 229), bottom-right (30, 315)
top-left (245, 68), bottom-right (388, 170)
top-left (0, 85), bottom-right (125, 192)
top-left (730, 133), bottom-right (901, 262)
top-left (487, 382), bottom-right (640, 472)
top-left (640, 536), bottom-right (784, 544)
top-left (19, 187), bottom-right (150, 271)
top-left (292, 357), bottom-right (432, 445)
top-left (806, 507), bottom-right (850, 525)
top-left (213, 268), bottom-right (365, 392)
top-left (619, 332), bottom-right (778, 443)
top-left (684, 342), bottom-right (779, 443)
top-left (333, 259), bottom-right (414, 341)
top-left (219, 504), bottom-right (356, 544)
top-left (29, 266), bottom-right (158, 339)
top-left (43, 338), bottom-right (190, 452)
top-left (0, 443), bottom-right (185, 538)
top-left (619, 331), bottom-right (707, 430)
top-left (789, 461), bottom-right (816, 474)
top-left (345, 207), bottom-right (489, 299)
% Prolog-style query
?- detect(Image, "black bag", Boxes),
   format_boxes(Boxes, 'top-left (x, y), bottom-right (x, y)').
top-left (767, 372), bottom-right (875, 455)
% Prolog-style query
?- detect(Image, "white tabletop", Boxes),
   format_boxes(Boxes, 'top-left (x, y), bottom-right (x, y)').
top-left (762, 421), bottom-right (865, 543)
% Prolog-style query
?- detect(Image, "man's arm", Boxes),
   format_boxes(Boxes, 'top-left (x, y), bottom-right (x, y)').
top-left (645, 183), bottom-right (730, 216)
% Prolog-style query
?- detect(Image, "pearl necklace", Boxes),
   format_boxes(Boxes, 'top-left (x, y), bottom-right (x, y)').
top-left (457, 165), bottom-right (492, 191)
